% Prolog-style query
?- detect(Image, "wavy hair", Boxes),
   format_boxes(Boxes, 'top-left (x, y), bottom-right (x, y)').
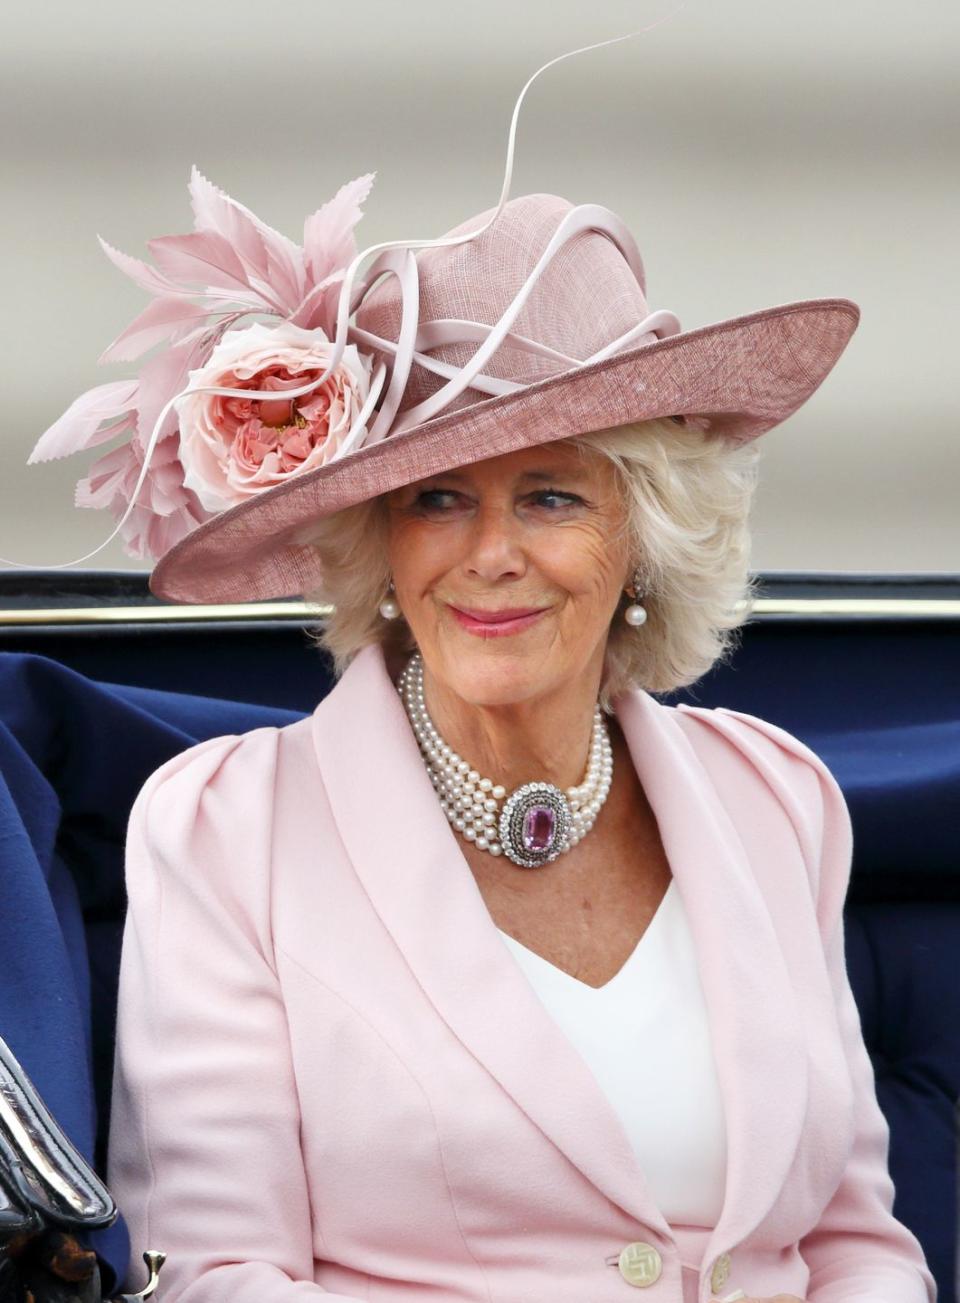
top-left (298, 416), bottom-right (763, 703)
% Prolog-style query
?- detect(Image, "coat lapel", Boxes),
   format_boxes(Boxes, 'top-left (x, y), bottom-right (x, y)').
top-left (310, 646), bottom-right (806, 1254)
top-left (616, 689), bottom-right (809, 1262)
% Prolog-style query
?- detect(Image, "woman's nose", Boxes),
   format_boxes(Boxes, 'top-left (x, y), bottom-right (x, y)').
top-left (462, 504), bottom-right (527, 582)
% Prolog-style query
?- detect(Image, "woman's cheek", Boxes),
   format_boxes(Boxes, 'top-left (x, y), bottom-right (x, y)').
top-left (546, 533), bottom-right (625, 609)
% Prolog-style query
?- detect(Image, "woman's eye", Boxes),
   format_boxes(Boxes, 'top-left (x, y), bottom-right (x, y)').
top-left (408, 486), bottom-right (584, 515)
top-left (530, 489), bottom-right (584, 510)
top-left (414, 488), bottom-right (462, 514)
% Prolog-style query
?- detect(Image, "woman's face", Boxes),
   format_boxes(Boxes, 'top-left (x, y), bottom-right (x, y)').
top-left (384, 441), bottom-right (632, 708)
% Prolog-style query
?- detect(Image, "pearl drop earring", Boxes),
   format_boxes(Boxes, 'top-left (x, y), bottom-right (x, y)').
top-left (379, 581), bottom-right (401, 621)
top-left (624, 569), bottom-right (648, 627)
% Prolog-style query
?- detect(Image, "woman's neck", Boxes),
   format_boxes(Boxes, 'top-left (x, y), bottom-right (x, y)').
top-left (419, 658), bottom-right (604, 794)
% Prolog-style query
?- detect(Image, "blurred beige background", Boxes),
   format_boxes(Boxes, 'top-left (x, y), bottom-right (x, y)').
top-left (1, 0), bottom-right (957, 576)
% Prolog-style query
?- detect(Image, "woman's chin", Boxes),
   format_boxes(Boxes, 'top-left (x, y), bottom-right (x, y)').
top-left (431, 639), bottom-right (560, 709)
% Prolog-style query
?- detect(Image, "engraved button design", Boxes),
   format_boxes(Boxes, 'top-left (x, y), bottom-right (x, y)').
top-left (617, 1241), bottom-right (663, 1287)
top-left (709, 1251), bottom-right (732, 1294)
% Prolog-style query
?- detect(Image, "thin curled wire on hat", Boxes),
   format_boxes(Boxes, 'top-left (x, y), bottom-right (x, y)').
top-left (0, 8), bottom-right (687, 571)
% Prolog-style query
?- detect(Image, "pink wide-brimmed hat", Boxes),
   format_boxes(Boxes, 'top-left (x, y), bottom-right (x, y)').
top-left (151, 192), bottom-right (858, 604)
top-left (17, 33), bottom-right (859, 604)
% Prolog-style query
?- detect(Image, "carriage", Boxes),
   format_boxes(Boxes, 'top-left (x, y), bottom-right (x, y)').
top-left (0, 568), bottom-right (956, 1301)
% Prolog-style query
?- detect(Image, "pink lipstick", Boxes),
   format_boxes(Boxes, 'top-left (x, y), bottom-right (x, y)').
top-left (448, 604), bottom-right (549, 638)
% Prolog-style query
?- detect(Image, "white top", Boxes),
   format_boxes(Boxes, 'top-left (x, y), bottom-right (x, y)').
top-left (496, 878), bottom-right (727, 1227)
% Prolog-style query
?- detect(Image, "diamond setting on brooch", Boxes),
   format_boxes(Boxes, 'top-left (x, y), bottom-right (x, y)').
top-left (499, 782), bottom-right (571, 868)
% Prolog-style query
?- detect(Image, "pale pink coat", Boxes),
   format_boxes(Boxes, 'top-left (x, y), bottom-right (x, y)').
top-left (107, 645), bottom-right (937, 1303)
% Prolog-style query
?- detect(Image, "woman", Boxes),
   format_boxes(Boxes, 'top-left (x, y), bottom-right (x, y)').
top-left (24, 51), bottom-right (935, 1302)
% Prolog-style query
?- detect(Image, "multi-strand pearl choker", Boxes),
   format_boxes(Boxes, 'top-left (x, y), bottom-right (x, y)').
top-left (397, 652), bottom-right (613, 868)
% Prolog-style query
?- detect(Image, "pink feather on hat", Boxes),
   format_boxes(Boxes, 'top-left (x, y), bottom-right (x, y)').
top-left (27, 165), bottom-right (380, 558)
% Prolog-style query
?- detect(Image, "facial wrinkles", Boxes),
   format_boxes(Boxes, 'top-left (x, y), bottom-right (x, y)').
top-left (387, 447), bottom-right (628, 659)
top-left (384, 452), bottom-right (631, 787)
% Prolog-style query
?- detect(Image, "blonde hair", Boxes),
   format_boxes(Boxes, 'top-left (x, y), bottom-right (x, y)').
top-left (299, 416), bottom-right (763, 703)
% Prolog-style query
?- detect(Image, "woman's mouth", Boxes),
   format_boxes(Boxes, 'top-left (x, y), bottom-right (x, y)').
top-left (447, 604), bottom-right (550, 638)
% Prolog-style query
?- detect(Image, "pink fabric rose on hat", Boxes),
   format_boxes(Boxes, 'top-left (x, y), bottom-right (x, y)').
top-left (176, 320), bottom-right (373, 514)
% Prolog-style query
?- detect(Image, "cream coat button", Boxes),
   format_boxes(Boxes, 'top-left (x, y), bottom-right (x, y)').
top-left (617, 1241), bottom-right (663, 1287)
top-left (709, 1252), bottom-right (732, 1294)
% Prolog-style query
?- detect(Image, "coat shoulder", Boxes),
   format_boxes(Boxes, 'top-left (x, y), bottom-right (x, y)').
top-left (130, 713), bottom-right (315, 827)
top-left (130, 724), bottom-right (274, 829)
top-left (664, 699), bottom-right (852, 905)
top-left (668, 699), bottom-right (840, 801)
top-left (671, 699), bottom-right (830, 778)
top-left (124, 716), bottom-right (317, 944)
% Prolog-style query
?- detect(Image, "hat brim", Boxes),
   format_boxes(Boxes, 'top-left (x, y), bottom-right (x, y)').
top-left (150, 296), bottom-right (859, 603)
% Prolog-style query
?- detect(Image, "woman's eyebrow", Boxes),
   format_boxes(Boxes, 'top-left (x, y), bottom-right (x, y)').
top-left (518, 468), bottom-right (587, 484)
top-left (410, 466), bottom-right (587, 491)
top-left (415, 470), bottom-right (469, 487)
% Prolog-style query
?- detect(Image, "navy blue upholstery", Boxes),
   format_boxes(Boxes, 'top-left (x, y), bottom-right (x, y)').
top-left (0, 600), bottom-right (955, 1299)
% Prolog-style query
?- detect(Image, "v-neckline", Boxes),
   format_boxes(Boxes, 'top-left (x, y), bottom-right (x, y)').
top-left (497, 877), bottom-right (676, 992)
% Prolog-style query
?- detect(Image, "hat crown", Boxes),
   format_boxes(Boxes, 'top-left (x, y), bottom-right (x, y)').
top-left (353, 193), bottom-right (655, 419)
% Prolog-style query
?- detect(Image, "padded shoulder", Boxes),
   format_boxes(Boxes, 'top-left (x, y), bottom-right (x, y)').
top-left (124, 724), bottom-right (290, 964)
top-left (678, 701), bottom-right (832, 773)
top-left (671, 702), bottom-right (853, 919)
top-left (128, 724), bottom-right (279, 832)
